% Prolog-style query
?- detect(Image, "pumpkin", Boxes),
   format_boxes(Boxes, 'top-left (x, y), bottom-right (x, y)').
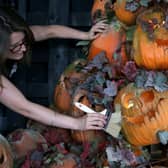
top-left (91, 0), bottom-right (113, 22)
top-left (115, 83), bottom-right (168, 146)
top-left (54, 59), bottom-right (88, 113)
top-left (133, 7), bottom-right (168, 70)
top-left (7, 129), bottom-right (48, 159)
top-left (71, 88), bottom-right (107, 143)
top-left (0, 134), bottom-right (13, 168)
top-left (88, 24), bottom-right (128, 66)
top-left (114, 0), bottom-right (142, 26)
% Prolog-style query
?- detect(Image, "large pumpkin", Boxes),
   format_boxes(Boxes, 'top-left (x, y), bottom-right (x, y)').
top-left (133, 7), bottom-right (168, 70)
top-left (91, 0), bottom-right (113, 22)
top-left (115, 83), bottom-right (168, 146)
top-left (114, 0), bottom-right (142, 26)
top-left (88, 24), bottom-right (128, 66)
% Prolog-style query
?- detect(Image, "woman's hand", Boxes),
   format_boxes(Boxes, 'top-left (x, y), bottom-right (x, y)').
top-left (87, 20), bottom-right (108, 40)
top-left (78, 113), bottom-right (107, 130)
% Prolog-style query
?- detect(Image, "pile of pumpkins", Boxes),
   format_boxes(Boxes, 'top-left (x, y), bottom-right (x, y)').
top-left (54, 0), bottom-right (168, 150)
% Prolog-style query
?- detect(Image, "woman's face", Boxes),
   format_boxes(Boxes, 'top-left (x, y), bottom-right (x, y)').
top-left (8, 31), bottom-right (27, 60)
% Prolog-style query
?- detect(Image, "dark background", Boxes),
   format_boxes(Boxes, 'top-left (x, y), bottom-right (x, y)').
top-left (0, 0), bottom-right (93, 133)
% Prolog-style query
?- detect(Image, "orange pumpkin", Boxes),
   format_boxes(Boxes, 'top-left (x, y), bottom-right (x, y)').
top-left (133, 7), bottom-right (168, 70)
top-left (91, 0), bottom-right (113, 21)
top-left (115, 83), bottom-right (168, 146)
top-left (54, 59), bottom-right (88, 113)
top-left (114, 0), bottom-right (142, 26)
top-left (0, 134), bottom-right (13, 168)
top-left (71, 88), bottom-right (107, 143)
top-left (88, 24), bottom-right (128, 65)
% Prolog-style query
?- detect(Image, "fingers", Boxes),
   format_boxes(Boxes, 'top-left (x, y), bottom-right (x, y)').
top-left (84, 113), bottom-right (107, 130)
top-left (89, 20), bottom-right (108, 40)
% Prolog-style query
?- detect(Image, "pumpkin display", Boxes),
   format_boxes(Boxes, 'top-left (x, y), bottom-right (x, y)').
top-left (91, 0), bottom-right (113, 22)
top-left (114, 0), bottom-right (142, 26)
top-left (133, 7), bottom-right (168, 70)
top-left (54, 59), bottom-right (88, 113)
top-left (7, 129), bottom-right (48, 159)
top-left (115, 83), bottom-right (168, 146)
top-left (0, 134), bottom-right (13, 168)
top-left (88, 24), bottom-right (128, 66)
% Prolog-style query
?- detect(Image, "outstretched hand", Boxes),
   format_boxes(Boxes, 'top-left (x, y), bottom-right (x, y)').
top-left (88, 20), bottom-right (108, 40)
top-left (78, 113), bottom-right (107, 130)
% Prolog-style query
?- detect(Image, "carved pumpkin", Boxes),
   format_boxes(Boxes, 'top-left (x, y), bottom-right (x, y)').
top-left (114, 0), bottom-right (142, 26)
top-left (88, 24), bottom-right (128, 65)
top-left (7, 129), bottom-right (48, 159)
top-left (115, 83), bottom-right (168, 146)
top-left (133, 7), bottom-right (168, 70)
top-left (54, 59), bottom-right (88, 113)
top-left (71, 88), bottom-right (106, 143)
top-left (0, 134), bottom-right (13, 168)
top-left (91, 0), bottom-right (113, 22)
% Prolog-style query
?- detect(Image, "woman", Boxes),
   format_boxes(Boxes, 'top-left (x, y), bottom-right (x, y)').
top-left (0, 7), bottom-right (107, 131)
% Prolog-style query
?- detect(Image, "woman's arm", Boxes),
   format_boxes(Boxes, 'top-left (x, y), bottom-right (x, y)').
top-left (30, 20), bottom-right (107, 41)
top-left (0, 76), bottom-right (106, 130)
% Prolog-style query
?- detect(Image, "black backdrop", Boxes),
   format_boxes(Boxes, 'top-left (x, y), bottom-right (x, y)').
top-left (0, 0), bottom-right (93, 133)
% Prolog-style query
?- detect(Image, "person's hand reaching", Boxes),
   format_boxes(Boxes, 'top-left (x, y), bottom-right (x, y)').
top-left (77, 113), bottom-right (107, 130)
top-left (87, 20), bottom-right (108, 40)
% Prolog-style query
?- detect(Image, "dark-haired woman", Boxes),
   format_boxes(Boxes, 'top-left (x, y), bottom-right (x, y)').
top-left (0, 7), bottom-right (107, 131)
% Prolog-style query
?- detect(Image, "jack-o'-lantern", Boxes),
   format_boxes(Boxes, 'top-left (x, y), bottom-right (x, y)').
top-left (71, 88), bottom-right (106, 143)
top-left (54, 59), bottom-right (88, 113)
top-left (133, 7), bottom-right (168, 70)
top-left (115, 83), bottom-right (168, 146)
top-left (0, 134), bottom-right (13, 168)
top-left (88, 24), bottom-right (128, 66)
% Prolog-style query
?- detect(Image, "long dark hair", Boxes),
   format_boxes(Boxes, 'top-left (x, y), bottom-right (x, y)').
top-left (0, 6), bottom-right (34, 65)
top-left (0, 23), bottom-right (10, 87)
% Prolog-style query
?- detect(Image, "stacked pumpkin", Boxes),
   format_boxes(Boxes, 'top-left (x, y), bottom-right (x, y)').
top-left (54, 0), bottom-right (168, 167)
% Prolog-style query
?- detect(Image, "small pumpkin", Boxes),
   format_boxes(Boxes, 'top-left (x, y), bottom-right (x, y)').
top-left (88, 24), bottom-right (128, 66)
top-left (0, 134), bottom-right (13, 168)
top-left (7, 129), bottom-right (48, 159)
top-left (115, 83), bottom-right (168, 146)
top-left (91, 0), bottom-right (113, 22)
top-left (133, 7), bottom-right (168, 70)
top-left (54, 59), bottom-right (88, 113)
top-left (114, 0), bottom-right (142, 26)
